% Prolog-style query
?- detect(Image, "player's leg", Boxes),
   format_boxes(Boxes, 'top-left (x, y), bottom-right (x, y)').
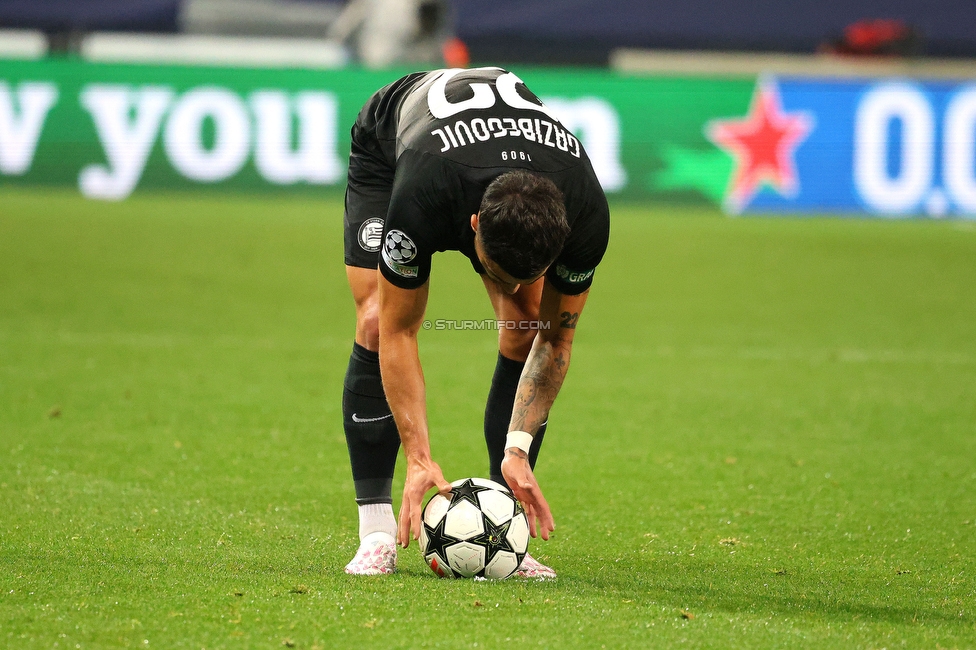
top-left (481, 275), bottom-right (549, 486)
top-left (342, 266), bottom-right (400, 512)
top-left (481, 275), bottom-right (556, 579)
top-left (341, 97), bottom-right (399, 575)
top-left (342, 266), bottom-right (399, 574)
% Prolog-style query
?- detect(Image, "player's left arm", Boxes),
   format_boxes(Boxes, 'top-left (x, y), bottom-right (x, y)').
top-left (501, 280), bottom-right (590, 540)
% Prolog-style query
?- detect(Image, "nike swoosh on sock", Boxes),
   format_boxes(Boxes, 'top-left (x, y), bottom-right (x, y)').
top-left (351, 413), bottom-right (394, 423)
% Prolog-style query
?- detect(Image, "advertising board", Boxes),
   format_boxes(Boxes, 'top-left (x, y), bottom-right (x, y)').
top-left (1, 58), bottom-right (974, 217)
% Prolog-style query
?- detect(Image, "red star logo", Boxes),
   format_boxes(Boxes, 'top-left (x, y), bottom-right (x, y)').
top-left (706, 80), bottom-right (814, 213)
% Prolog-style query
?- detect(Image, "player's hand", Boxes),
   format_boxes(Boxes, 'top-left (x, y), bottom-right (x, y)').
top-left (397, 458), bottom-right (451, 548)
top-left (501, 450), bottom-right (555, 541)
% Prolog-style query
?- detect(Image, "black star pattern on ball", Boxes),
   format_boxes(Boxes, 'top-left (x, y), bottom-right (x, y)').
top-left (422, 516), bottom-right (458, 577)
top-left (470, 515), bottom-right (518, 568)
top-left (448, 479), bottom-right (493, 509)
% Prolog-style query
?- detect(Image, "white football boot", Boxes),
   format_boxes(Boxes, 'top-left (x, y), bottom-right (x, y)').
top-left (344, 532), bottom-right (397, 575)
top-left (514, 553), bottom-right (557, 579)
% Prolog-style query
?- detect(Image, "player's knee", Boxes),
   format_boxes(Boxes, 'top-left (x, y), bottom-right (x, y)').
top-left (498, 327), bottom-right (535, 362)
top-left (355, 297), bottom-right (381, 350)
top-left (357, 311), bottom-right (380, 350)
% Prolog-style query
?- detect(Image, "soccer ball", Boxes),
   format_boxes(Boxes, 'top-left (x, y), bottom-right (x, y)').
top-left (420, 478), bottom-right (529, 579)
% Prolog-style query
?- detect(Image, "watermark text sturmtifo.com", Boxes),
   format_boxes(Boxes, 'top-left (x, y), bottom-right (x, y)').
top-left (422, 319), bottom-right (551, 331)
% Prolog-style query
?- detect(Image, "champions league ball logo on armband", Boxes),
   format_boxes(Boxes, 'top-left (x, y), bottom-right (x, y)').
top-left (381, 229), bottom-right (420, 278)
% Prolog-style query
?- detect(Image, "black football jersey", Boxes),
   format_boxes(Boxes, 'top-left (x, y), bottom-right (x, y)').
top-left (371, 68), bottom-right (610, 295)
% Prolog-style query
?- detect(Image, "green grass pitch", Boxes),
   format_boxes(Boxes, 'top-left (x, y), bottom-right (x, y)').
top-left (1, 188), bottom-right (975, 649)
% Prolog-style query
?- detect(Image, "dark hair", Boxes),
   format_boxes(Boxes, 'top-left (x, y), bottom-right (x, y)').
top-left (477, 171), bottom-right (570, 280)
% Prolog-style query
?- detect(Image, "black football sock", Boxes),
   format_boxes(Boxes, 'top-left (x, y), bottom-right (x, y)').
top-left (484, 352), bottom-right (548, 488)
top-left (343, 342), bottom-right (400, 505)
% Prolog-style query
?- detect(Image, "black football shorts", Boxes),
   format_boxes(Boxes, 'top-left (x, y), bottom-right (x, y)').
top-left (343, 90), bottom-right (398, 269)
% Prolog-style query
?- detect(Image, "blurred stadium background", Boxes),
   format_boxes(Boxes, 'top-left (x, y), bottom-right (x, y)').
top-left (2, 0), bottom-right (976, 214)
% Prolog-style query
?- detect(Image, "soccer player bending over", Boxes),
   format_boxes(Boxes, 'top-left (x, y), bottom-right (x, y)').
top-left (340, 68), bottom-right (609, 578)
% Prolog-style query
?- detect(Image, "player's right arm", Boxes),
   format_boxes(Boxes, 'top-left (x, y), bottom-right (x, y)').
top-left (376, 272), bottom-right (452, 548)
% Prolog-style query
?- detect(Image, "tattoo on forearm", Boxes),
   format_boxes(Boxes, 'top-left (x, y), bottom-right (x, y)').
top-left (510, 344), bottom-right (570, 433)
top-left (506, 448), bottom-right (528, 461)
top-left (554, 351), bottom-right (566, 371)
top-left (559, 311), bottom-right (579, 329)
